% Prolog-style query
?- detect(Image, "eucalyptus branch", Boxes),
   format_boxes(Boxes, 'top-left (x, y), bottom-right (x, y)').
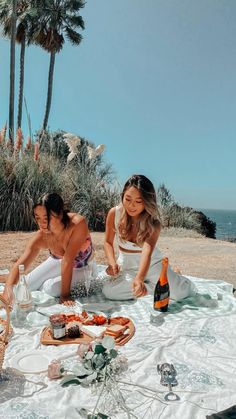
top-left (92, 365), bottom-right (108, 416)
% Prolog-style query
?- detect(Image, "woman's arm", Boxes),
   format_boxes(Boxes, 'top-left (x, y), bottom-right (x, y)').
top-left (132, 224), bottom-right (161, 297)
top-left (104, 208), bottom-right (120, 276)
top-left (60, 217), bottom-right (89, 304)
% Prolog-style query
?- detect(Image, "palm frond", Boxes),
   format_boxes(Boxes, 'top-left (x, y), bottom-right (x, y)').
top-left (2, 17), bottom-right (11, 37)
top-left (64, 26), bottom-right (82, 45)
top-left (64, 0), bottom-right (85, 12)
top-left (16, 21), bottom-right (26, 42)
top-left (65, 14), bottom-right (84, 30)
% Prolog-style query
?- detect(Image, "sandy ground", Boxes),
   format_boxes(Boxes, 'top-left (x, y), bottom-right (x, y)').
top-left (0, 230), bottom-right (236, 287)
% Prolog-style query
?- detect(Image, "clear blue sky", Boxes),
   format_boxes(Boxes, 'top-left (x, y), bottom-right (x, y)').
top-left (1, 0), bottom-right (236, 210)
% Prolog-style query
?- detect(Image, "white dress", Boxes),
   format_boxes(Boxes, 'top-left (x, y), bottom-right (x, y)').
top-left (102, 206), bottom-right (196, 301)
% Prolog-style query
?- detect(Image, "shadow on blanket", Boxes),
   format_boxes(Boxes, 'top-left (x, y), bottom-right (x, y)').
top-left (0, 368), bottom-right (47, 403)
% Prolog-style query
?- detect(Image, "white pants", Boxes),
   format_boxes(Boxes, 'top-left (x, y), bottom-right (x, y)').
top-left (26, 257), bottom-right (98, 297)
top-left (102, 248), bottom-right (196, 301)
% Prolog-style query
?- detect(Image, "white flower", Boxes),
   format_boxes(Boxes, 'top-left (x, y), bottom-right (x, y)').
top-left (87, 144), bottom-right (105, 160)
top-left (63, 133), bottom-right (81, 162)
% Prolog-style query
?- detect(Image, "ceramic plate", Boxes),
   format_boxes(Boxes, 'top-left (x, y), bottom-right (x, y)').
top-left (10, 351), bottom-right (53, 374)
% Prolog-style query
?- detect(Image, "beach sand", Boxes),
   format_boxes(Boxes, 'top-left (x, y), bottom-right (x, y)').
top-left (0, 229), bottom-right (236, 287)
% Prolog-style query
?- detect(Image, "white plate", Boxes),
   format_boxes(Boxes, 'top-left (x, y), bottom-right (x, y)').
top-left (10, 351), bottom-right (53, 374)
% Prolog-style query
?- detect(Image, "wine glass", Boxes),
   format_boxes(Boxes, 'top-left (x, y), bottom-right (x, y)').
top-left (83, 265), bottom-right (93, 298)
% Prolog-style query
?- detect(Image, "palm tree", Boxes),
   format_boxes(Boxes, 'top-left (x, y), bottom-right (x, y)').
top-left (31, 0), bottom-right (85, 131)
top-left (0, 0), bottom-right (39, 129)
top-left (0, 0), bottom-right (18, 144)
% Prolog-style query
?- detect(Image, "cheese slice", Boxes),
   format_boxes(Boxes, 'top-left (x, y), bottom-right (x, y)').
top-left (80, 325), bottom-right (106, 338)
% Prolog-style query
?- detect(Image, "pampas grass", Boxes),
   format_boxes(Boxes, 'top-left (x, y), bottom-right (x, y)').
top-left (0, 129), bottom-right (119, 232)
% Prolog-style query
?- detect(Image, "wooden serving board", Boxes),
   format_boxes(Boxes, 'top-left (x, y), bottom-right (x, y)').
top-left (40, 318), bottom-right (135, 347)
top-left (40, 327), bottom-right (93, 345)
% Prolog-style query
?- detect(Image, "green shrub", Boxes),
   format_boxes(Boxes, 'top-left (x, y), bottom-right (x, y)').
top-left (157, 184), bottom-right (216, 238)
top-left (0, 131), bottom-right (119, 232)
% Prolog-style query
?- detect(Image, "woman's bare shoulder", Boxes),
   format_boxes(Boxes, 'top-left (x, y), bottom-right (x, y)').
top-left (106, 207), bottom-right (117, 223)
top-left (108, 207), bottom-right (116, 216)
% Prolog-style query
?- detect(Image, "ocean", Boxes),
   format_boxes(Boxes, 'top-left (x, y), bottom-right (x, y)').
top-left (200, 209), bottom-right (236, 241)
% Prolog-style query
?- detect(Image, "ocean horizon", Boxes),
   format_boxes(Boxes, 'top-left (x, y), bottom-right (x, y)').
top-left (199, 209), bottom-right (236, 241)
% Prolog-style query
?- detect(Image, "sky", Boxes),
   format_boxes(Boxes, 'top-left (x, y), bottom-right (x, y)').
top-left (0, 0), bottom-right (236, 210)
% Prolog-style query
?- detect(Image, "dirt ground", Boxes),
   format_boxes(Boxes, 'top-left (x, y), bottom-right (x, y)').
top-left (0, 230), bottom-right (236, 287)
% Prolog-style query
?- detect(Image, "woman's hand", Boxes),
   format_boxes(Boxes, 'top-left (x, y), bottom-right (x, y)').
top-left (132, 277), bottom-right (147, 298)
top-left (60, 296), bottom-right (76, 306)
top-left (106, 263), bottom-right (120, 277)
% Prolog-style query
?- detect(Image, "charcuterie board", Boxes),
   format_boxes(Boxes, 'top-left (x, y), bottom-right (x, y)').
top-left (40, 314), bottom-right (135, 346)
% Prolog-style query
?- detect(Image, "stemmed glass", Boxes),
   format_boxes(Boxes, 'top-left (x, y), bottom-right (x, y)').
top-left (83, 265), bottom-right (93, 298)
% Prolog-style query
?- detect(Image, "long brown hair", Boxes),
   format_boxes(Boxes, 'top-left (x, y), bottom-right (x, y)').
top-left (119, 175), bottom-right (161, 246)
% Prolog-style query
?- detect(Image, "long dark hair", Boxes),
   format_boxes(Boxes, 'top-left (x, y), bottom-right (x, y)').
top-left (119, 174), bottom-right (161, 245)
top-left (33, 193), bottom-right (70, 228)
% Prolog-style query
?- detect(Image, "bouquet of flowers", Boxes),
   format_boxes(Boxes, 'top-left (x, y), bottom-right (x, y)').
top-left (48, 336), bottom-right (128, 418)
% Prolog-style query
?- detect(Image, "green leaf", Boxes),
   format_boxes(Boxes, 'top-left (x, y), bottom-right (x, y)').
top-left (87, 414), bottom-right (109, 419)
top-left (77, 408), bottom-right (87, 418)
top-left (71, 365), bottom-right (92, 377)
top-left (93, 353), bottom-right (106, 370)
top-left (83, 359), bottom-right (93, 371)
top-left (109, 349), bottom-right (118, 359)
top-left (79, 371), bottom-right (97, 386)
top-left (101, 336), bottom-right (115, 350)
top-left (94, 344), bottom-right (106, 354)
top-left (61, 374), bottom-right (81, 387)
top-left (85, 351), bottom-right (94, 360)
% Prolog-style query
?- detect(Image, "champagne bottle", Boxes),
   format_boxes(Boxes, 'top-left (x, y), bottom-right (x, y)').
top-left (15, 264), bottom-right (32, 325)
top-left (154, 257), bottom-right (170, 312)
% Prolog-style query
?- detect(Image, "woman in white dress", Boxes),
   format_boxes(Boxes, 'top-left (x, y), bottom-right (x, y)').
top-left (102, 174), bottom-right (196, 301)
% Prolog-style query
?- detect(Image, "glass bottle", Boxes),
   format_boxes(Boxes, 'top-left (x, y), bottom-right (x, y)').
top-left (154, 257), bottom-right (170, 312)
top-left (15, 264), bottom-right (32, 326)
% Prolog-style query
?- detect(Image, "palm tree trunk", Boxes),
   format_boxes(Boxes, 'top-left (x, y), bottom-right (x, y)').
top-left (9, 0), bottom-right (17, 145)
top-left (43, 51), bottom-right (56, 130)
top-left (17, 35), bottom-right (26, 129)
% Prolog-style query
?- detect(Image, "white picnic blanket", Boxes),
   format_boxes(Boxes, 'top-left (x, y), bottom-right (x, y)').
top-left (0, 270), bottom-right (236, 419)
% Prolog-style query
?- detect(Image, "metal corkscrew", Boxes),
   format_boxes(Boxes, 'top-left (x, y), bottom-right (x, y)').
top-left (157, 363), bottom-right (180, 401)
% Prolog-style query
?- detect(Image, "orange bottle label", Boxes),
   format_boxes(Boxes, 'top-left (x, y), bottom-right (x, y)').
top-left (154, 298), bottom-right (169, 309)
